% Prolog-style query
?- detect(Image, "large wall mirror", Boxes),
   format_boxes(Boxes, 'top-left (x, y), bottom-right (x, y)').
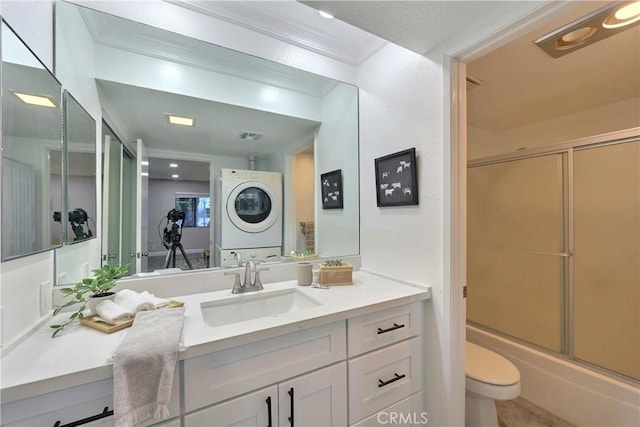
top-left (55, 1), bottom-right (359, 278)
top-left (1, 20), bottom-right (63, 261)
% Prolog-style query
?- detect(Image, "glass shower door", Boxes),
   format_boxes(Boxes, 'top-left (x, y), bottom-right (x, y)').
top-left (573, 140), bottom-right (639, 380)
top-left (467, 153), bottom-right (568, 353)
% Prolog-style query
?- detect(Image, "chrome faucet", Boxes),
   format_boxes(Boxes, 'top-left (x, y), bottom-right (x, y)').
top-left (224, 260), bottom-right (269, 294)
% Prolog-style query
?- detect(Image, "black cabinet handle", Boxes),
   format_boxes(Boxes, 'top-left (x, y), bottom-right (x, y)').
top-left (377, 323), bottom-right (405, 334)
top-left (266, 396), bottom-right (273, 427)
top-left (53, 407), bottom-right (113, 427)
top-left (288, 387), bottom-right (295, 426)
top-left (378, 373), bottom-right (406, 388)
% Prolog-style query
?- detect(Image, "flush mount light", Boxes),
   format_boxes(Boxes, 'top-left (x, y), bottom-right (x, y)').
top-left (603, 1), bottom-right (640, 28)
top-left (13, 91), bottom-right (57, 108)
top-left (165, 113), bottom-right (195, 127)
top-left (319, 10), bottom-right (334, 19)
top-left (141, 160), bottom-right (149, 166)
top-left (169, 163), bottom-right (178, 168)
top-left (535, 1), bottom-right (640, 58)
top-left (172, 174), bottom-right (179, 179)
top-left (141, 172), bottom-right (149, 177)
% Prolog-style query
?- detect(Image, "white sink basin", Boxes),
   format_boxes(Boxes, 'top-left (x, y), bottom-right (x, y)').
top-left (200, 288), bottom-right (322, 327)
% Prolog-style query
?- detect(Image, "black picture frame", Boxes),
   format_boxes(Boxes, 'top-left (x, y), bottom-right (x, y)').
top-left (375, 148), bottom-right (418, 207)
top-left (320, 169), bottom-right (343, 209)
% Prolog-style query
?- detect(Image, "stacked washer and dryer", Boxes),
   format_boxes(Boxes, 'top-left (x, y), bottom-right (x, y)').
top-left (214, 168), bottom-right (283, 267)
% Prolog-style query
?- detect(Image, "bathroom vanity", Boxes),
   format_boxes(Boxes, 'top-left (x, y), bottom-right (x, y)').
top-left (0, 271), bottom-right (430, 426)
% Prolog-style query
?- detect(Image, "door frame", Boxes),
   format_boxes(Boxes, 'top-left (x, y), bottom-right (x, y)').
top-left (446, 1), bottom-right (580, 424)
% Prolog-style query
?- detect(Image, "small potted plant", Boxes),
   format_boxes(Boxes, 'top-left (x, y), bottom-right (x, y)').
top-left (318, 259), bottom-right (353, 286)
top-left (50, 263), bottom-right (129, 337)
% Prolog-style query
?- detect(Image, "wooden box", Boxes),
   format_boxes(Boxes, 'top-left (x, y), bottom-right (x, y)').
top-left (319, 263), bottom-right (353, 285)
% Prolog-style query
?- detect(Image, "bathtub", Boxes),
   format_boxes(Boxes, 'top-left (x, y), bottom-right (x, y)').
top-left (467, 325), bottom-right (640, 426)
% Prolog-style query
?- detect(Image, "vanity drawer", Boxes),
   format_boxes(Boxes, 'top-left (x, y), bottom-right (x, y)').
top-left (350, 392), bottom-right (424, 427)
top-left (348, 302), bottom-right (421, 356)
top-left (348, 337), bottom-right (422, 424)
top-left (183, 320), bottom-right (346, 412)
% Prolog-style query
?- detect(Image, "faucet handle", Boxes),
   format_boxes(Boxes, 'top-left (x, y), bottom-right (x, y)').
top-left (253, 267), bottom-right (269, 289)
top-left (225, 271), bottom-right (243, 292)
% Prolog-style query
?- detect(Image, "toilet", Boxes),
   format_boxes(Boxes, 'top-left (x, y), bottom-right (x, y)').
top-left (465, 342), bottom-right (521, 427)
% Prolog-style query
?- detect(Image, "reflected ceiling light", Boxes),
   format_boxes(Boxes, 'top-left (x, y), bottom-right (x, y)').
top-left (319, 10), bottom-right (334, 19)
top-left (13, 91), bottom-right (56, 108)
top-left (535, 1), bottom-right (640, 58)
top-left (141, 172), bottom-right (149, 177)
top-left (165, 113), bottom-right (195, 127)
top-left (141, 160), bottom-right (149, 166)
top-left (169, 163), bottom-right (178, 168)
top-left (603, 1), bottom-right (640, 28)
top-left (172, 174), bottom-right (179, 178)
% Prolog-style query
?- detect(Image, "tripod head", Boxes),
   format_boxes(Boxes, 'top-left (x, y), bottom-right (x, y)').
top-left (53, 208), bottom-right (93, 241)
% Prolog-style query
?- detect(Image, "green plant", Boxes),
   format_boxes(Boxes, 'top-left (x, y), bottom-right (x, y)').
top-left (323, 259), bottom-right (344, 267)
top-left (50, 264), bottom-right (129, 337)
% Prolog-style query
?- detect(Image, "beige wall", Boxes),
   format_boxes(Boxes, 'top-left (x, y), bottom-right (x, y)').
top-left (469, 97), bottom-right (640, 160)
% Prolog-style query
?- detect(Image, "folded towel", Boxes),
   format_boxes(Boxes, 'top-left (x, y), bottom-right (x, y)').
top-left (139, 291), bottom-right (170, 309)
top-left (113, 307), bottom-right (185, 427)
top-left (114, 289), bottom-right (155, 315)
top-left (95, 300), bottom-right (132, 325)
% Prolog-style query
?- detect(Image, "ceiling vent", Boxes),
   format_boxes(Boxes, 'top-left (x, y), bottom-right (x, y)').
top-left (239, 131), bottom-right (265, 141)
top-left (466, 75), bottom-right (484, 91)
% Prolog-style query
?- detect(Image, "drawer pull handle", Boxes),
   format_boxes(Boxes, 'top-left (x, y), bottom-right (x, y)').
top-left (288, 387), bottom-right (295, 426)
top-left (377, 323), bottom-right (405, 334)
top-left (266, 396), bottom-right (273, 427)
top-left (378, 373), bottom-right (406, 388)
top-left (53, 407), bottom-right (113, 427)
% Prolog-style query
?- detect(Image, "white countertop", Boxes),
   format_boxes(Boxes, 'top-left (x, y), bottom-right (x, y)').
top-left (1, 271), bottom-right (430, 404)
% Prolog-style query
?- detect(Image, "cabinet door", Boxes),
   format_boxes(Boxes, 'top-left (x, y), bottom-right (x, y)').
top-left (278, 363), bottom-right (347, 427)
top-left (184, 385), bottom-right (277, 427)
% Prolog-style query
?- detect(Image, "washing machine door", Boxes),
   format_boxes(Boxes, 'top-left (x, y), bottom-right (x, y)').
top-left (226, 181), bottom-right (280, 233)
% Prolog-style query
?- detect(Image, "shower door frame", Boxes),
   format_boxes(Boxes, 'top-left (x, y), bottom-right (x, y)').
top-left (467, 127), bottom-right (640, 385)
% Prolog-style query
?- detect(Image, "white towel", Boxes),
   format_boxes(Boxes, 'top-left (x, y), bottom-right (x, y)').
top-left (113, 307), bottom-right (185, 427)
top-left (114, 289), bottom-right (155, 315)
top-left (95, 300), bottom-right (132, 325)
top-left (139, 291), bottom-right (170, 309)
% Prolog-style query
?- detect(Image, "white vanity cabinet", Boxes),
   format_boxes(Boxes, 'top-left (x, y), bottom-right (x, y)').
top-left (182, 321), bottom-right (347, 426)
top-left (346, 302), bottom-right (423, 426)
top-left (0, 376), bottom-right (180, 427)
top-left (184, 363), bottom-right (347, 427)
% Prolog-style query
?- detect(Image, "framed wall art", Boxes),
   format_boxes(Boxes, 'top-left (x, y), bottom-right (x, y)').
top-left (375, 148), bottom-right (418, 207)
top-left (321, 169), bottom-right (343, 209)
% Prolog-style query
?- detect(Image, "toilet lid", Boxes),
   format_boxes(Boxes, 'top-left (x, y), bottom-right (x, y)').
top-left (466, 342), bottom-right (520, 385)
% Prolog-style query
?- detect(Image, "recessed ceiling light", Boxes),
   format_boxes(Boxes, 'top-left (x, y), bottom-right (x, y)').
top-left (172, 174), bottom-right (179, 179)
top-left (13, 92), bottom-right (57, 108)
top-left (555, 26), bottom-right (598, 50)
top-left (319, 10), bottom-right (334, 19)
top-left (603, 1), bottom-right (640, 28)
top-left (165, 113), bottom-right (195, 127)
top-left (169, 163), bottom-right (178, 168)
top-left (141, 172), bottom-right (149, 177)
top-left (141, 160), bottom-right (149, 166)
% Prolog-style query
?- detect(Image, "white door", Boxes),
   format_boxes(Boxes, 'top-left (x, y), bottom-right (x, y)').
top-left (183, 385), bottom-right (277, 427)
top-left (278, 362), bottom-right (347, 427)
top-left (135, 138), bottom-right (149, 273)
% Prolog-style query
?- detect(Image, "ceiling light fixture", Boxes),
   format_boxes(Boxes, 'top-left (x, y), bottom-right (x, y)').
top-left (535, 1), bottom-right (640, 58)
top-left (603, 1), bottom-right (640, 28)
top-left (13, 91), bottom-right (57, 108)
top-left (169, 163), bottom-right (178, 168)
top-left (172, 174), bottom-right (179, 179)
top-left (319, 10), bottom-right (334, 19)
top-left (165, 113), bottom-right (196, 127)
top-left (141, 172), bottom-right (149, 177)
top-left (141, 160), bottom-right (149, 166)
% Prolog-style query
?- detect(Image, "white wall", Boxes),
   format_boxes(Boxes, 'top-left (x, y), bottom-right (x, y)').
top-left (357, 42), bottom-right (447, 424)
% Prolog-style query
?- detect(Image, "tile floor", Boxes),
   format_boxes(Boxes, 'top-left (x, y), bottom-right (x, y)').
top-left (497, 397), bottom-right (575, 427)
